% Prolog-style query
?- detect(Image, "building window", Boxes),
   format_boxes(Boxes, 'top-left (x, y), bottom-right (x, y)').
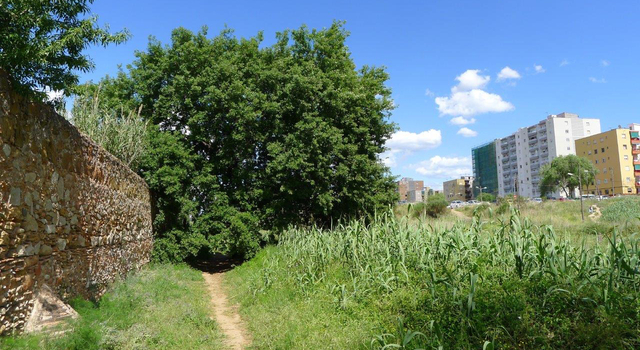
top-left (566, 138), bottom-right (570, 142)
top-left (603, 168), bottom-right (607, 173)
top-left (587, 141), bottom-right (591, 145)
top-left (565, 130), bottom-right (569, 133)
top-left (627, 177), bottom-right (632, 182)
top-left (601, 148), bottom-right (605, 153)
top-left (624, 155), bottom-right (629, 160)
top-left (622, 134), bottom-right (627, 139)
top-left (588, 151), bottom-right (592, 155)
top-left (597, 179), bottom-right (601, 185)
top-left (625, 166), bottom-right (630, 171)
top-left (602, 158), bottom-right (606, 163)
top-left (595, 160), bottom-right (599, 164)
top-left (600, 138), bottom-right (604, 142)
top-left (586, 122), bottom-right (590, 126)
top-left (595, 149), bottom-right (598, 154)
top-left (624, 144), bottom-right (628, 150)
top-left (587, 130), bottom-right (591, 134)
top-left (567, 147), bottom-right (571, 151)
top-left (604, 179), bottom-right (608, 184)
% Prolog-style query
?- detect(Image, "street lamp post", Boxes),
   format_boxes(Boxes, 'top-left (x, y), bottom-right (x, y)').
top-left (476, 185), bottom-right (487, 202)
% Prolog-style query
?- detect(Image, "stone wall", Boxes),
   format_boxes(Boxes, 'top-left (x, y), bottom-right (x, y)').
top-left (0, 71), bottom-right (153, 335)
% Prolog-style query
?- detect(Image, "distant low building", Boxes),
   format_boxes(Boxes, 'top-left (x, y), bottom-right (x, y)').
top-left (396, 177), bottom-right (425, 203)
top-left (443, 176), bottom-right (474, 202)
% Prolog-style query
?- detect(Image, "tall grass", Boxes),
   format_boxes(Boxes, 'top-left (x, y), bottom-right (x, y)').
top-left (231, 209), bottom-right (640, 349)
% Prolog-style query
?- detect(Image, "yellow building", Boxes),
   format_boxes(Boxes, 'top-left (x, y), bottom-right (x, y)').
top-left (575, 127), bottom-right (639, 196)
top-left (443, 176), bottom-right (474, 202)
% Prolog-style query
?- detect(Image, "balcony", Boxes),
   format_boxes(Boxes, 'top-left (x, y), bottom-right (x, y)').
top-left (633, 148), bottom-right (640, 155)
top-left (632, 139), bottom-right (640, 145)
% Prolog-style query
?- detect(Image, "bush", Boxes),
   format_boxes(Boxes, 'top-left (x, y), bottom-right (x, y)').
top-left (477, 193), bottom-right (495, 202)
top-left (424, 193), bottom-right (448, 218)
top-left (601, 197), bottom-right (640, 223)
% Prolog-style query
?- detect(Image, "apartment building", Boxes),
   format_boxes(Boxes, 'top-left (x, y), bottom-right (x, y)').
top-left (472, 141), bottom-right (498, 198)
top-left (495, 112), bottom-right (601, 198)
top-left (443, 176), bottom-right (474, 202)
top-left (576, 125), bottom-right (640, 195)
top-left (397, 177), bottom-right (424, 203)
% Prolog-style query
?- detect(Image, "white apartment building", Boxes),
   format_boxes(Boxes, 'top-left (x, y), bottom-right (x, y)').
top-left (495, 112), bottom-right (601, 198)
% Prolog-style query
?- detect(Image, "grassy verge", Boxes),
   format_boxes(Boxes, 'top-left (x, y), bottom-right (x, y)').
top-left (227, 211), bottom-right (640, 349)
top-left (1, 264), bottom-right (223, 350)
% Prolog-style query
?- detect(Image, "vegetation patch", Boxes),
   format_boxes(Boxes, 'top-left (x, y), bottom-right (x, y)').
top-left (227, 211), bottom-right (640, 349)
top-left (601, 197), bottom-right (640, 223)
top-left (1, 265), bottom-right (223, 350)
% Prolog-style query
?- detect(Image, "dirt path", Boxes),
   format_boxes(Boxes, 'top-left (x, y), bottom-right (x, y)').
top-left (193, 257), bottom-right (251, 350)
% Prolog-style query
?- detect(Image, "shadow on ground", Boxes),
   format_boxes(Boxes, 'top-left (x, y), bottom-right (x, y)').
top-left (187, 253), bottom-right (244, 274)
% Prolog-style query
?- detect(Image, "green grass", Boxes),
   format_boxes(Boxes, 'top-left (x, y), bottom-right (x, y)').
top-left (227, 210), bottom-right (640, 349)
top-left (1, 264), bottom-right (223, 350)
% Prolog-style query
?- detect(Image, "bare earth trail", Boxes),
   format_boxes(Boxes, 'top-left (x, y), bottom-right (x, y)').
top-left (192, 257), bottom-right (252, 350)
top-left (451, 209), bottom-right (468, 219)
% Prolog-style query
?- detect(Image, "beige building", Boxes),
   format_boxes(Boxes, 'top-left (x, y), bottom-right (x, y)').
top-left (575, 125), bottom-right (640, 195)
top-left (397, 177), bottom-right (424, 203)
top-left (443, 176), bottom-right (474, 202)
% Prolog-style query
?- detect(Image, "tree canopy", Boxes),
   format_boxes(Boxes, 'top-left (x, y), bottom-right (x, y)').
top-left (83, 23), bottom-right (398, 261)
top-left (539, 155), bottom-right (597, 198)
top-left (0, 0), bottom-right (129, 100)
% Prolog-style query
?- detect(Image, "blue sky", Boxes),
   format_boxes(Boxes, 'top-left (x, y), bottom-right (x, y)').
top-left (81, 0), bottom-right (640, 189)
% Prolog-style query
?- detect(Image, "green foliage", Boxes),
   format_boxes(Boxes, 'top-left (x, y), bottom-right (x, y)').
top-left (68, 86), bottom-right (148, 170)
top-left (87, 22), bottom-right (397, 261)
top-left (424, 193), bottom-right (448, 218)
top-left (476, 192), bottom-right (495, 202)
top-left (0, 0), bottom-right (129, 101)
top-left (227, 212), bottom-right (640, 349)
top-left (0, 264), bottom-right (224, 349)
top-left (539, 155), bottom-right (596, 197)
top-left (601, 197), bottom-right (640, 223)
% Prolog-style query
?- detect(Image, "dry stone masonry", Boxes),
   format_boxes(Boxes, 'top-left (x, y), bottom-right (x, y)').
top-left (0, 70), bottom-right (153, 335)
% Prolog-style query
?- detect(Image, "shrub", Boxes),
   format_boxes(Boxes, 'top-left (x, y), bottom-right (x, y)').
top-left (424, 193), bottom-right (448, 218)
top-left (601, 197), bottom-right (640, 223)
top-left (477, 193), bottom-right (495, 202)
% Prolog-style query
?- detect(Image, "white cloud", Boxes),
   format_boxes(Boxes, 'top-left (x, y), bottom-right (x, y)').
top-left (425, 89), bottom-right (434, 97)
top-left (497, 66), bottom-right (521, 81)
top-left (435, 89), bottom-right (514, 117)
top-left (451, 69), bottom-right (490, 93)
top-left (387, 130), bottom-right (442, 151)
top-left (413, 156), bottom-right (472, 179)
top-left (457, 127), bottom-right (478, 137)
top-left (450, 116), bottom-right (476, 125)
top-left (589, 77), bottom-right (606, 83)
top-left (534, 64), bottom-right (545, 73)
top-left (380, 129), bottom-right (443, 167)
top-left (601, 60), bottom-right (610, 67)
top-left (560, 59), bottom-right (570, 67)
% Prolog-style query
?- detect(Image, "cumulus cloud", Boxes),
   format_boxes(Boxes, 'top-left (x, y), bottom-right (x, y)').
top-left (451, 69), bottom-right (490, 93)
top-left (435, 69), bottom-right (514, 119)
top-left (589, 77), bottom-right (606, 83)
top-left (560, 59), bottom-right (570, 67)
top-left (425, 89), bottom-right (435, 97)
top-left (457, 127), bottom-right (478, 137)
top-left (601, 60), bottom-right (610, 67)
top-left (412, 156), bottom-right (472, 179)
top-left (387, 130), bottom-right (442, 151)
top-left (497, 66), bottom-right (521, 81)
top-left (450, 116), bottom-right (476, 125)
top-left (435, 89), bottom-right (514, 117)
top-left (380, 130), bottom-right (443, 167)
top-left (534, 64), bottom-right (545, 73)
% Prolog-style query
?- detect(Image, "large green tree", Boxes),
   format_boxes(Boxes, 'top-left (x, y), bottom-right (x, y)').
top-left (88, 23), bottom-right (398, 261)
top-left (0, 0), bottom-right (129, 100)
top-left (539, 155), bottom-right (596, 198)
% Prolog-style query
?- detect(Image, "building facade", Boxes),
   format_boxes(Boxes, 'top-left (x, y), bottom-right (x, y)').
top-left (495, 112), bottom-right (601, 198)
top-left (472, 141), bottom-right (498, 198)
top-left (397, 177), bottom-right (425, 203)
top-left (576, 125), bottom-right (640, 195)
top-left (443, 176), bottom-right (474, 202)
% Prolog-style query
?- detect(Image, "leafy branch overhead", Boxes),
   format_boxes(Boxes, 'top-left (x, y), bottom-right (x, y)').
top-left (0, 0), bottom-right (130, 100)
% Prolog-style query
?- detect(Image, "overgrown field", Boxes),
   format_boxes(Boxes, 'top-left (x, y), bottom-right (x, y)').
top-left (227, 210), bottom-right (640, 349)
top-left (1, 265), bottom-right (223, 350)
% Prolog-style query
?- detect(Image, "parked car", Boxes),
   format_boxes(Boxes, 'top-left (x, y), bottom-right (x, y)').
top-left (532, 198), bottom-right (543, 203)
top-left (466, 200), bottom-right (480, 205)
top-left (448, 200), bottom-right (464, 209)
